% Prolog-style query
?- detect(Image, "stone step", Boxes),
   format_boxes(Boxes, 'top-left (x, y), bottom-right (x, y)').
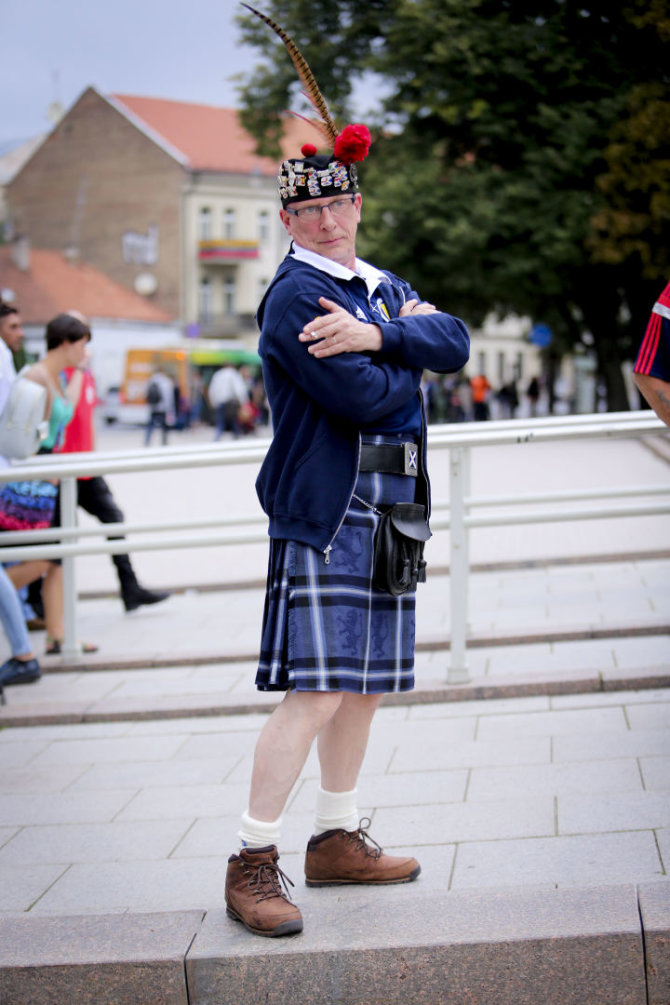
top-left (1, 882), bottom-right (667, 1004)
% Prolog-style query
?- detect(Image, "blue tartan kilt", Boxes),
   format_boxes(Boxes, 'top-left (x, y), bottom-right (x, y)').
top-left (256, 462), bottom-right (418, 695)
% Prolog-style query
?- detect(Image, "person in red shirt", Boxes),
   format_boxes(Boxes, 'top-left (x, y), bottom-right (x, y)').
top-left (54, 354), bottom-right (170, 612)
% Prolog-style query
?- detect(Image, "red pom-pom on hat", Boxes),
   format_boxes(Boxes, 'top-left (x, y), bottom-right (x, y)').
top-left (301, 143), bottom-right (317, 157)
top-left (333, 124), bottom-right (371, 165)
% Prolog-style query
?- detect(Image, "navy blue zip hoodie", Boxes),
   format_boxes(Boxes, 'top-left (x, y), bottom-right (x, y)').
top-left (255, 249), bottom-right (470, 554)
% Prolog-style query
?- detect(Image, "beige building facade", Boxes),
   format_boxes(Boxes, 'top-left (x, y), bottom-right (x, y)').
top-left (5, 88), bottom-right (319, 343)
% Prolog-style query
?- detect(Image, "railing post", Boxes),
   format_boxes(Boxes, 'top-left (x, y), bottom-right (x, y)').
top-left (60, 476), bottom-right (78, 657)
top-left (448, 445), bottom-right (471, 684)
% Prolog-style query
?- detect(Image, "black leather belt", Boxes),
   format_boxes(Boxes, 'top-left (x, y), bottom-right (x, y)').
top-left (359, 442), bottom-right (418, 477)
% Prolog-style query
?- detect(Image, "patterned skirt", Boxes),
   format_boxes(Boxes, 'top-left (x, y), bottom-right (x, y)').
top-left (256, 451), bottom-right (418, 695)
top-left (0, 479), bottom-right (58, 531)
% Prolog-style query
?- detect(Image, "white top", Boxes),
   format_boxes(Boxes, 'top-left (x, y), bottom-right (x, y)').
top-left (208, 366), bottom-right (248, 408)
top-left (0, 338), bottom-right (17, 415)
top-left (291, 243), bottom-right (394, 303)
top-left (149, 371), bottom-right (175, 413)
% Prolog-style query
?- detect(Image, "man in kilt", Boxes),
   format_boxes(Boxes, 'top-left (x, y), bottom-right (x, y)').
top-left (224, 127), bottom-right (470, 937)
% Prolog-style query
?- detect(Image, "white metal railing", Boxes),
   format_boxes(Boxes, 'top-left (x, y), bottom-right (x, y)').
top-left (0, 412), bottom-right (668, 676)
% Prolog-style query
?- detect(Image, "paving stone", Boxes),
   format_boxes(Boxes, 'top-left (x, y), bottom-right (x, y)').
top-left (640, 756), bottom-right (670, 790)
top-left (0, 763), bottom-right (89, 794)
top-left (468, 759), bottom-right (643, 801)
top-left (625, 701), bottom-right (670, 731)
top-left (0, 721), bottom-right (132, 741)
top-left (451, 832), bottom-right (664, 890)
top-left (122, 711), bottom-right (270, 735)
top-left (290, 769), bottom-right (469, 815)
top-left (66, 756), bottom-right (233, 791)
top-left (388, 734), bottom-right (551, 772)
top-left (639, 882), bottom-right (670, 1005)
top-left (408, 695), bottom-right (551, 718)
top-left (0, 863), bottom-right (69, 913)
top-left (559, 791), bottom-right (670, 834)
top-left (0, 740), bottom-right (52, 768)
top-left (654, 828), bottom-right (670, 875)
top-left (0, 819), bottom-right (193, 866)
top-left (0, 790), bottom-right (136, 827)
top-left (0, 910), bottom-right (203, 1005)
top-left (373, 796), bottom-right (555, 846)
top-left (186, 885), bottom-right (645, 1005)
top-left (476, 705), bottom-right (627, 741)
top-left (27, 860), bottom-right (230, 915)
top-left (553, 727), bottom-right (670, 762)
top-left (550, 688), bottom-right (670, 710)
top-left (30, 734), bottom-right (188, 766)
top-left (114, 783), bottom-right (246, 822)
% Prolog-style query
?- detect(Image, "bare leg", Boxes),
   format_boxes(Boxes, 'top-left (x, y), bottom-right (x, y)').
top-left (41, 565), bottom-right (64, 640)
top-left (248, 690), bottom-right (344, 822)
top-left (6, 561), bottom-right (49, 591)
top-left (317, 692), bottom-right (383, 792)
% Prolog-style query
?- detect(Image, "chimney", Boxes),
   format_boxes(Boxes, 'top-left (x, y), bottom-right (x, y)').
top-left (10, 235), bottom-right (30, 272)
top-left (63, 245), bottom-right (80, 265)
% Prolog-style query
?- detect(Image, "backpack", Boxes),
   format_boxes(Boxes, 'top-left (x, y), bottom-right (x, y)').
top-left (0, 372), bottom-right (49, 460)
top-left (146, 379), bottom-right (161, 406)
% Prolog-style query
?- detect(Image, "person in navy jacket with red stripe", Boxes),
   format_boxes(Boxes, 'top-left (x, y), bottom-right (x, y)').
top-left (633, 281), bottom-right (670, 426)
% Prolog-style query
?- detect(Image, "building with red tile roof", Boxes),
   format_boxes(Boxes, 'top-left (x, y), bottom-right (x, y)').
top-left (0, 245), bottom-right (173, 325)
top-left (6, 87), bottom-right (322, 333)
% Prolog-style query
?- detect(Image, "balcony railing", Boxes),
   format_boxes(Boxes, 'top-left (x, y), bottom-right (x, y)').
top-left (198, 239), bottom-right (259, 261)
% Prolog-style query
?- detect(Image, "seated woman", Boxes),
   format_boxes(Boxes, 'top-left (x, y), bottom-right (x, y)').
top-left (3, 313), bottom-right (96, 654)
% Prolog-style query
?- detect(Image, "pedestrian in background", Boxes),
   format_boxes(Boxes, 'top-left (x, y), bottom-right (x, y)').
top-left (144, 367), bottom-right (174, 446)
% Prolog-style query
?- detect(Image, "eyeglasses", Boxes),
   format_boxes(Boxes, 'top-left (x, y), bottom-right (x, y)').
top-left (286, 195), bottom-right (357, 220)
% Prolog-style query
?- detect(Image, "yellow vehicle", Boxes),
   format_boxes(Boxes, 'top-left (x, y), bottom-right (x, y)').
top-left (115, 340), bottom-right (261, 425)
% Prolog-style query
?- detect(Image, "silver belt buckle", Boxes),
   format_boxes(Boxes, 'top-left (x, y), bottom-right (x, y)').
top-left (403, 442), bottom-right (418, 477)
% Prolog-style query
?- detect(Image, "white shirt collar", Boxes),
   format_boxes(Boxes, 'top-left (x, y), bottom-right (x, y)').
top-left (291, 243), bottom-right (390, 301)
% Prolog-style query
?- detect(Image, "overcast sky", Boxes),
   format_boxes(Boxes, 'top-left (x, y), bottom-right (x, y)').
top-left (0, 0), bottom-right (262, 150)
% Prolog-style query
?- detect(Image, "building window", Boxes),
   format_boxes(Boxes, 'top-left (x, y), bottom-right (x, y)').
top-left (223, 208), bottom-right (236, 240)
top-left (515, 352), bottom-right (523, 380)
top-left (258, 277), bottom-right (269, 301)
top-left (257, 210), bottom-right (270, 242)
top-left (477, 351), bottom-right (486, 375)
top-left (223, 275), bottom-right (236, 314)
top-left (198, 207), bottom-right (212, 240)
top-left (497, 351), bottom-right (505, 384)
top-left (199, 276), bottom-right (212, 321)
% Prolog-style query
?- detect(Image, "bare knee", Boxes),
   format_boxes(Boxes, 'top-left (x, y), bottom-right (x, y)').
top-left (281, 690), bottom-right (344, 731)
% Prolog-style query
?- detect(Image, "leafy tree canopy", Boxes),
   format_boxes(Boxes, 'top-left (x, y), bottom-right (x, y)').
top-left (237, 0), bottom-right (670, 408)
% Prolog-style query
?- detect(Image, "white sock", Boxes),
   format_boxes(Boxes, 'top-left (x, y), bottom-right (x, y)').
top-left (314, 786), bottom-right (359, 835)
top-left (239, 810), bottom-right (282, 849)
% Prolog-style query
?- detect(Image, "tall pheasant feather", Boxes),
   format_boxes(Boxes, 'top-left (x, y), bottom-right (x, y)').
top-left (241, 3), bottom-right (339, 144)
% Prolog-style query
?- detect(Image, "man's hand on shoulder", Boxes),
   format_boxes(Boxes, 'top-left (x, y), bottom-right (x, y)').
top-left (299, 297), bottom-right (382, 358)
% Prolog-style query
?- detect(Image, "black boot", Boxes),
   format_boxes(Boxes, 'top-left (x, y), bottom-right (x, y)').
top-left (123, 585), bottom-right (171, 612)
top-left (115, 554), bottom-right (170, 612)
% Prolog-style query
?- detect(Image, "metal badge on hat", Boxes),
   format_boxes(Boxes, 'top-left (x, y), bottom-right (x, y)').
top-left (241, 4), bottom-right (372, 205)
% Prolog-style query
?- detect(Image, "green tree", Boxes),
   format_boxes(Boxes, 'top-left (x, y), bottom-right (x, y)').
top-left (237, 0), bottom-right (670, 409)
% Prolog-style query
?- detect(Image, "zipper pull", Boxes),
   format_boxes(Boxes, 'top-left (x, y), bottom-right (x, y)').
top-left (324, 545), bottom-right (332, 565)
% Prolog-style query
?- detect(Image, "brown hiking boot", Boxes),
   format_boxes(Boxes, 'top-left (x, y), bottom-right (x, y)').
top-left (225, 845), bottom-right (303, 937)
top-left (304, 817), bottom-right (421, 887)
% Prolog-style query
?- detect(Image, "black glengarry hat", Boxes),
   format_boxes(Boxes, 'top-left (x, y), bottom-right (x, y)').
top-left (241, 5), bottom-right (372, 207)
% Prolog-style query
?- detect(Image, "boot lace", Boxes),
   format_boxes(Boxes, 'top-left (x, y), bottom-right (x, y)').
top-left (244, 859), bottom-right (296, 903)
top-left (345, 817), bottom-right (383, 860)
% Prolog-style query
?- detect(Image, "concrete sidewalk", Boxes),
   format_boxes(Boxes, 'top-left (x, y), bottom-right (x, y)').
top-left (0, 430), bottom-right (668, 1003)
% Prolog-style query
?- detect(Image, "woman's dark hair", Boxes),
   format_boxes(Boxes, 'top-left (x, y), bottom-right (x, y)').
top-left (0, 300), bottom-right (18, 318)
top-left (45, 313), bottom-right (91, 351)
